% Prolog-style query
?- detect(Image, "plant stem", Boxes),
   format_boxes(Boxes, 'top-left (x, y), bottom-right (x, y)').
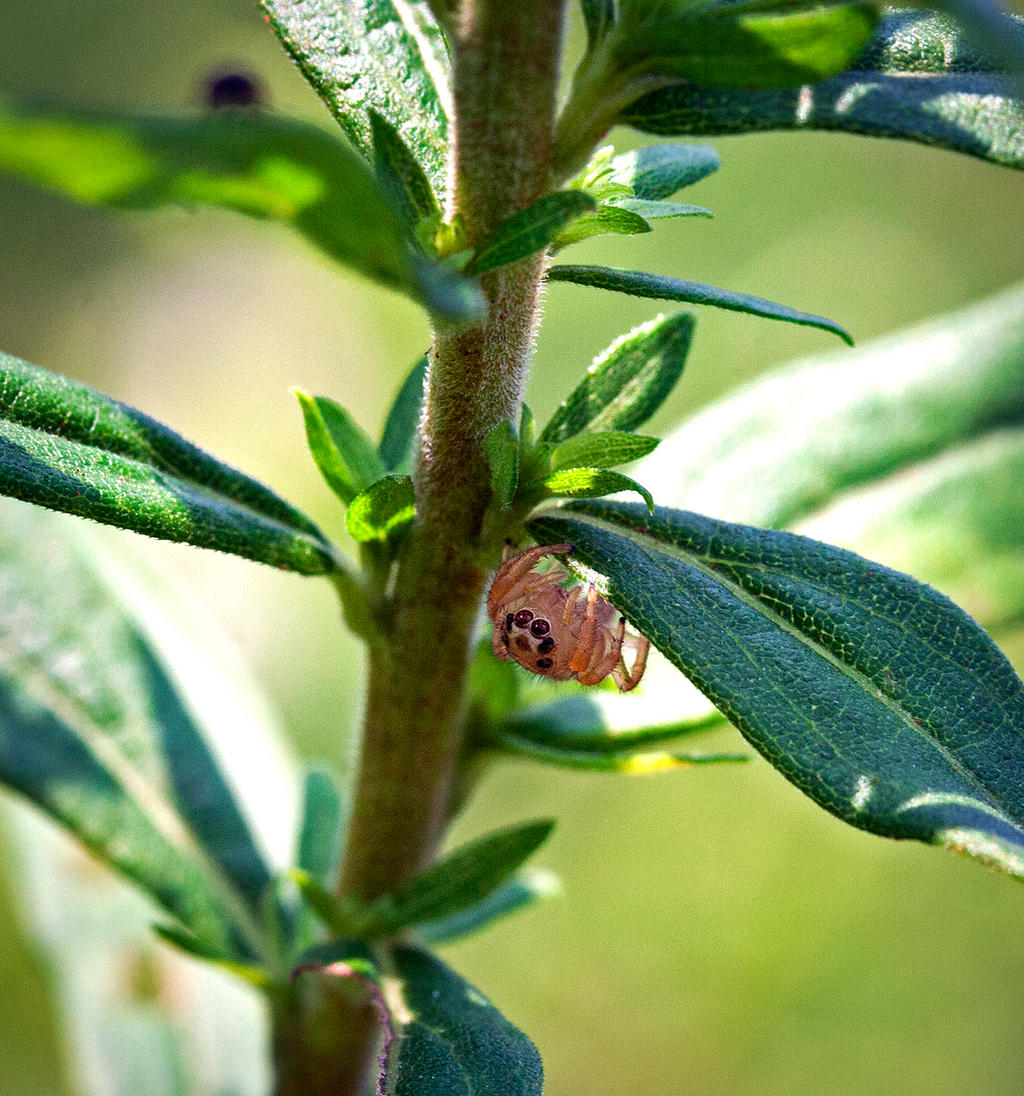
top-left (273, 2), bottom-right (567, 1093)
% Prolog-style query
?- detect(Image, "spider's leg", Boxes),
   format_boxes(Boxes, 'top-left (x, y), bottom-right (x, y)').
top-left (487, 543), bottom-right (573, 619)
top-left (612, 631), bottom-right (650, 692)
top-left (568, 583), bottom-right (600, 673)
top-left (561, 583), bottom-right (583, 627)
top-left (577, 615), bottom-right (625, 686)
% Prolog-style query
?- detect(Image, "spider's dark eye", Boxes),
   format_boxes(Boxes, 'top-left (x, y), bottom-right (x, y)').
top-left (513, 609), bottom-right (534, 627)
top-left (536, 657), bottom-right (553, 669)
top-left (530, 618), bottom-right (550, 637)
top-left (537, 636), bottom-right (555, 654)
top-left (505, 614), bottom-right (514, 631)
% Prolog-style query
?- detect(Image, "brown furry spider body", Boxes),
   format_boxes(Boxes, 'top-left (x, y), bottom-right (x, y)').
top-left (487, 543), bottom-right (649, 692)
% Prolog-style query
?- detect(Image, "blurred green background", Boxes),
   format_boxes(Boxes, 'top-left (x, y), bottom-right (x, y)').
top-left (1, 3), bottom-right (1024, 1094)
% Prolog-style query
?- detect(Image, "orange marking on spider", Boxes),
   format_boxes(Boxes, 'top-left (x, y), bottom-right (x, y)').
top-left (487, 543), bottom-right (649, 692)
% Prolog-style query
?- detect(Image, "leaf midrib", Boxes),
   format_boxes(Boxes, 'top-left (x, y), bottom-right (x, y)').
top-left (566, 510), bottom-right (1017, 819)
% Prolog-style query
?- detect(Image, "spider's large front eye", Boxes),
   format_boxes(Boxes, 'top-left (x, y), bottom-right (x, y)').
top-left (513, 609), bottom-right (534, 627)
top-left (530, 618), bottom-right (550, 637)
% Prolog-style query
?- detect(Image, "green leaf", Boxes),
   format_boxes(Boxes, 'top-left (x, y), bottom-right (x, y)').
top-left (370, 107), bottom-right (440, 229)
top-left (531, 467), bottom-right (655, 511)
top-left (492, 732), bottom-right (747, 772)
top-left (0, 101), bottom-right (480, 320)
top-left (612, 3), bottom-right (878, 87)
top-left (610, 197), bottom-right (713, 220)
top-left (623, 12), bottom-right (1024, 171)
top-left (296, 766), bottom-right (345, 888)
top-left (485, 420), bottom-right (520, 511)
top-left (346, 475), bottom-right (416, 543)
top-left (551, 431), bottom-right (660, 470)
top-left (0, 351), bottom-right (339, 575)
top-left (152, 923), bottom-right (272, 988)
top-left (417, 867), bottom-right (561, 944)
top-left (0, 498), bottom-right (275, 959)
top-left (379, 357), bottom-right (428, 474)
top-left (258, 0), bottom-right (450, 195)
top-left (607, 143), bottom-right (721, 199)
top-left (929, 0), bottom-right (1024, 83)
top-left (551, 202), bottom-right (651, 248)
top-left (295, 390), bottom-right (384, 505)
top-left (548, 265), bottom-right (853, 345)
top-left (540, 311), bottom-right (695, 443)
top-left (465, 191), bottom-right (597, 275)
top-left (498, 694), bottom-right (723, 754)
top-left (387, 947), bottom-right (544, 1096)
top-left (644, 281), bottom-right (1024, 530)
top-left (581, 0), bottom-right (617, 52)
top-left (531, 502), bottom-right (1024, 882)
top-left (367, 819), bottom-right (555, 935)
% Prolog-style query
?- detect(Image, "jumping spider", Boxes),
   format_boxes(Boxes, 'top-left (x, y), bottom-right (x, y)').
top-left (487, 542), bottom-right (649, 692)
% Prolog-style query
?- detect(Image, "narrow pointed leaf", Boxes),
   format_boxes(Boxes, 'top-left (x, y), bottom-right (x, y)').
top-left (500, 694), bottom-right (724, 753)
top-left (493, 732), bottom-right (747, 773)
top-left (295, 390), bottom-right (384, 505)
top-left (532, 467), bottom-right (654, 510)
top-left (548, 265), bottom-right (853, 344)
top-left (465, 191), bottom-right (597, 275)
top-left (258, 0), bottom-right (450, 194)
top-left (152, 924), bottom-right (272, 988)
top-left (551, 202), bottom-right (651, 248)
top-left (610, 198), bottom-right (712, 220)
top-left (531, 502), bottom-right (1024, 881)
top-left (581, 0), bottom-right (617, 52)
top-left (551, 431), bottom-right (660, 471)
top-left (0, 102), bottom-right (479, 320)
top-left (370, 108), bottom-right (440, 229)
top-left (0, 352), bottom-right (339, 574)
top-left (367, 819), bottom-right (555, 934)
top-left (485, 420), bottom-right (520, 511)
top-left (296, 766), bottom-right (345, 888)
top-left (346, 475), bottom-right (416, 543)
top-left (624, 11), bottom-right (1024, 171)
top-left (608, 144), bottom-right (721, 199)
top-left (540, 311), bottom-right (695, 443)
top-left (644, 281), bottom-right (1024, 530)
top-left (379, 357), bottom-right (428, 474)
top-left (612, 4), bottom-right (878, 87)
top-left (387, 947), bottom-right (544, 1096)
top-left (417, 867), bottom-right (561, 944)
top-left (0, 499), bottom-right (275, 957)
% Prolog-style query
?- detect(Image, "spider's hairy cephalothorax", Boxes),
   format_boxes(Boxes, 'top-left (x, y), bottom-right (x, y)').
top-left (487, 543), bottom-right (649, 692)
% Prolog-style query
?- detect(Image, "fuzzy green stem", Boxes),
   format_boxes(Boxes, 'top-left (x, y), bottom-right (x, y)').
top-left (272, 4), bottom-right (567, 1094)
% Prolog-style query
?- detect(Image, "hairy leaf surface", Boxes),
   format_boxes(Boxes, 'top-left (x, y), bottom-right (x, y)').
top-left (0, 352), bottom-right (339, 574)
top-left (531, 502), bottom-right (1024, 880)
top-left (258, 0), bottom-right (450, 194)
top-left (466, 191), bottom-right (596, 275)
top-left (379, 357), bottom-right (428, 474)
top-left (624, 11), bottom-right (1024, 170)
top-left (388, 948), bottom-right (544, 1096)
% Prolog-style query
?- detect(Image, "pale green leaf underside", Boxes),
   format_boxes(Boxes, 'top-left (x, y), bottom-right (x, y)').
top-left (531, 502), bottom-right (1024, 881)
top-left (0, 352), bottom-right (338, 574)
top-left (608, 143), bottom-right (721, 199)
top-left (346, 475), bottom-right (416, 542)
top-left (624, 11), bottom-right (1024, 170)
top-left (0, 101), bottom-right (479, 320)
top-left (0, 499), bottom-right (273, 956)
top-left (258, 0), bottom-right (450, 195)
top-left (548, 265), bottom-right (853, 344)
